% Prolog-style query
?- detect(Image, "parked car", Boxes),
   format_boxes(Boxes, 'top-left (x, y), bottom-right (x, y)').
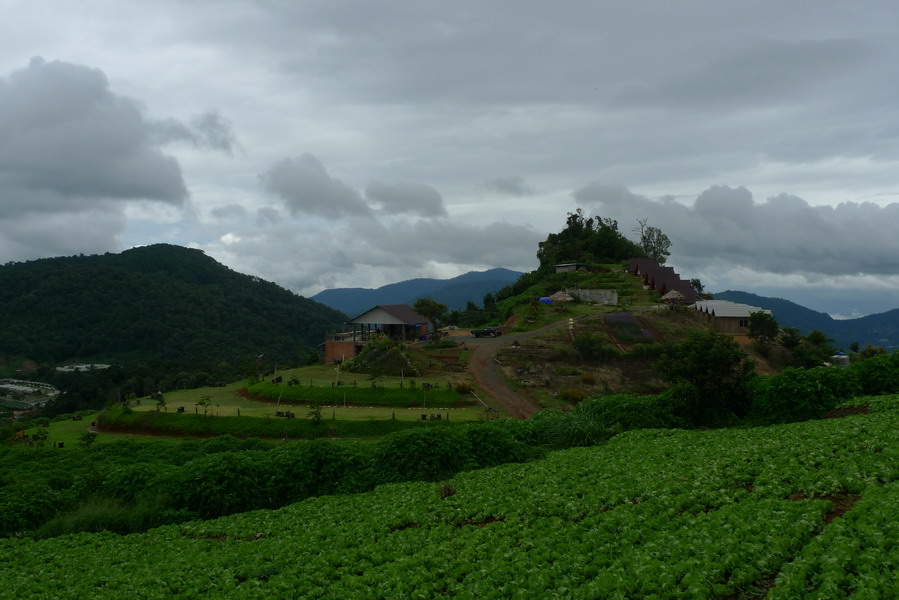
top-left (470, 327), bottom-right (502, 338)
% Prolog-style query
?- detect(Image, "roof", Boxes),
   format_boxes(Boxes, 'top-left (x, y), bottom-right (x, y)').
top-left (348, 304), bottom-right (430, 325)
top-left (693, 300), bottom-right (773, 319)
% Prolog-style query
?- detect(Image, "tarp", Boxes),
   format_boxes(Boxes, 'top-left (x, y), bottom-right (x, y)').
top-left (538, 297), bottom-right (553, 305)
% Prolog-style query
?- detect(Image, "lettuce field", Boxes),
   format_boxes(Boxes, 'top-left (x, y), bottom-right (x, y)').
top-left (5, 408), bottom-right (899, 599)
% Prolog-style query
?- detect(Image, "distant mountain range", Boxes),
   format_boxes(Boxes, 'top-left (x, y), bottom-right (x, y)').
top-left (311, 268), bottom-right (523, 317)
top-left (0, 244), bottom-right (347, 366)
top-left (715, 290), bottom-right (899, 350)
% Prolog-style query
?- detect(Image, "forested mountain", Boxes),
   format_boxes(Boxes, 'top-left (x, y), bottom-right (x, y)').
top-left (716, 290), bottom-right (899, 350)
top-left (0, 245), bottom-right (347, 366)
top-left (311, 268), bottom-right (522, 316)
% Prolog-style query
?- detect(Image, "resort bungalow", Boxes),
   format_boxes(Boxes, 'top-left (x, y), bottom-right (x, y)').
top-left (323, 304), bottom-right (430, 364)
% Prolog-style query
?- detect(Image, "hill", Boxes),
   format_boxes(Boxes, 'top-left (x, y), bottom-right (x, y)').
top-left (715, 290), bottom-right (899, 350)
top-left (0, 244), bottom-right (347, 366)
top-left (311, 267), bottom-right (522, 316)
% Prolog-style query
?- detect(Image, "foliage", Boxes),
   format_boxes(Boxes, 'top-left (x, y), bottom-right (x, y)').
top-left (852, 350), bottom-right (899, 396)
top-left (342, 333), bottom-right (418, 378)
top-left (536, 209), bottom-right (644, 270)
top-left (573, 332), bottom-right (620, 362)
top-left (412, 297), bottom-right (448, 343)
top-left (748, 311), bottom-right (779, 342)
top-left (12, 409), bottom-right (899, 598)
top-left (635, 218), bottom-right (672, 263)
top-left (657, 330), bottom-right (756, 424)
top-left (245, 381), bottom-right (460, 408)
top-left (749, 366), bottom-right (860, 424)
top-left (0, 244), bottom-right (346, 367)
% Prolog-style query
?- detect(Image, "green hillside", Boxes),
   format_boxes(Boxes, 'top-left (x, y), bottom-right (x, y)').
top-left (0, 244), bottom-right (347, 366)
top-left (5, 404), bottom-right (899, 598)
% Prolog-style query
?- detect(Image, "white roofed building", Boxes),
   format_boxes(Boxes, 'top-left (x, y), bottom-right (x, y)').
top-left (693, 300), bottom-right (773, 335)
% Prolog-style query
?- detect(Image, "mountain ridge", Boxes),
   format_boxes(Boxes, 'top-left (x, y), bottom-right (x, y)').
top-left (311, 268), bottom-right (522, 316)
top-left (715, 289), bottom-right (899, 350)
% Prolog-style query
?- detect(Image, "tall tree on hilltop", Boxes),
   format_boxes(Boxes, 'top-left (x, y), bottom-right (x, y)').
top-left (634, 218), bottom-right (672, 264)
top-left (537, 209), bottom-right (644, 269)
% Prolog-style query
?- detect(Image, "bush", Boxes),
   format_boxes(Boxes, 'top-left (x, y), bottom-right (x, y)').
top-left (454, 382), bottom-right (473, 394)
top-left (373, 427), bottom-right (468, 482)
top-left (559, 387), bottom-right (589, 403)
top-left (576, 393), bottom-right (691, 432)
top-left (853, 351), bottom-right (899, 396)
top-left (749, 366), bottom-right (861, 424)
top-left (166, 451), bottom-right (273, 518)
top-left (580, 373), bottom-right (596, 385)
top-left (574, 332), bottom-right (620, 362)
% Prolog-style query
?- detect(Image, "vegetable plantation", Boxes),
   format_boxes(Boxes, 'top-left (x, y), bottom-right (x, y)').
top-left (6, 407), bottom-right (899, 598)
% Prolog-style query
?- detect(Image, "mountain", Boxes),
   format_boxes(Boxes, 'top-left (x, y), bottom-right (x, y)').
top-left (0, 244), bottom-right (347, 365)
top-left (715, 290), bottom-right (899, 350)
top-left (311, 268), bottom-right (523, 316)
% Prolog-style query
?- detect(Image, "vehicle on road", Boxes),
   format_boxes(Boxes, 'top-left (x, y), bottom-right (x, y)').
top-left (470, 327), bottom-right (503, 338)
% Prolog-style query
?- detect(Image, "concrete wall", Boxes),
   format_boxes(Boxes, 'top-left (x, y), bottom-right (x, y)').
top-left (566, 288), bottom-right (618, 305)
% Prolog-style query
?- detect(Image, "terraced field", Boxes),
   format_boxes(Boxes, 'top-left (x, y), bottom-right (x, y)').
top-left (6, 407), bottom-right (899, 598)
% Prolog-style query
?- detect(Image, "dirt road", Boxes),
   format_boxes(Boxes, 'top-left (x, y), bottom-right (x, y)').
top-left (463, 319), bottom-right (575, 419)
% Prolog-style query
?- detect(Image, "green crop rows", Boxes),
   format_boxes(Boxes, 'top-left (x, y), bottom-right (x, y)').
top-left (5, 409), bottom-right (899, 599)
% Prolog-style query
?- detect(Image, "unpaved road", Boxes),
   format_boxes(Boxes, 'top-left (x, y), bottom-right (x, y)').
top-left (462, 319), bottom-right (575, 419)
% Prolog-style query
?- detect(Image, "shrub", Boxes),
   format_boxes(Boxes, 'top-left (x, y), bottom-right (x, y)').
top-left (580, 373), bottom-right (596, 385)
top-left (559, 387), bottom-right (589, 403)
top-left (853, 351), bottom-right (899, 396)
top-left (454, 382), bottom-right (473, 394)
top-left (574, 332), bottom-right (620, 362)
top-left (373, 427), bottom-right (468, 482)
top-left (749, 366), bottom-right (861, 424)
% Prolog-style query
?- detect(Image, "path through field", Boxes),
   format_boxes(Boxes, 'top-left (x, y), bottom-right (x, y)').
top-left (464, 319), bottom-right (575, 418)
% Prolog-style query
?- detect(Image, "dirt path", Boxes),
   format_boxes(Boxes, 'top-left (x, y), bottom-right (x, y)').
top-left (465, 319), bottom-right (575, 419)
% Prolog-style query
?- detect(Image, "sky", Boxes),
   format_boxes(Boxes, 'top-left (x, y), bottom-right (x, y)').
top-left (2, 1), bottom-right (899, 318)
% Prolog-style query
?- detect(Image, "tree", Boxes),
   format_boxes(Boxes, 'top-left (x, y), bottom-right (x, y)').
top-left (657, 330), bottom-right (756, 424)
top-left (413, 298), bottom-right (448, 343)
top-left (690, 278), bottom-right (705, 294)
top-left (748, 312), bottom-right (779, 343)
top-left (196, 395), bottom-right (212, 416)
top-left (78, 431), bottom-right (97, 448)
top-left (536, 209), bottom-right (644, 269)
top-left (307, 399), bottom-right (323, 425)
top-left (634, 218), bottom-right (672, 264)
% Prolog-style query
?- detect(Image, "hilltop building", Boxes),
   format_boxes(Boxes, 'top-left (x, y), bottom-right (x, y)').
top-left (323, 304), bottom-right (430, 364)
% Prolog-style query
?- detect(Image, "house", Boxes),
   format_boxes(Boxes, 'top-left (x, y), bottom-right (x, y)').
top-left (323, 304), bottom-right (430, 364)
top-left (627, 258), bottom-right (659, 274)
top-left (554, 263), bottom-right (590, 273)
top-left (692, 300), bottom-right (773, 335)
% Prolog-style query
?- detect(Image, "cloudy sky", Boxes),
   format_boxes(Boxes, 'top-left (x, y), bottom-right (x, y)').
top-left (3, 1), bottom-right (899, 318)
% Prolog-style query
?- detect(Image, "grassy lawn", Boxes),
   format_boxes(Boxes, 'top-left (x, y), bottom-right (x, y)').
top-left (22, 413), bottom-right (186, 448)
top-left (136, 375), bottom-right (484, 422)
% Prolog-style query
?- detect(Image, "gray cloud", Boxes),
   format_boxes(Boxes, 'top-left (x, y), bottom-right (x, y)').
top-left (261, 154), bottom-right (371, 219)
top-left (209, 203), bottom-right (248, 221)
top-left (574, 183), bottom-right (899, 278)
top-left (484, 176), bottom-right (535, 197)
top-left (0, 57), bottom-right (189, 260)
top-left (204, 215), bottom-right (540, 296)
top-left (151, 111), bottom-right (238, 154)
top-left (365, 180), bottom-right (447, 217)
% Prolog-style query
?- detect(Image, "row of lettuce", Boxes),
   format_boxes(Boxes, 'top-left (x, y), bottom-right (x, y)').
top-left (8, 338), bottom-right (899, 539)
top-left (5, 407), bottom-right (899, 598)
